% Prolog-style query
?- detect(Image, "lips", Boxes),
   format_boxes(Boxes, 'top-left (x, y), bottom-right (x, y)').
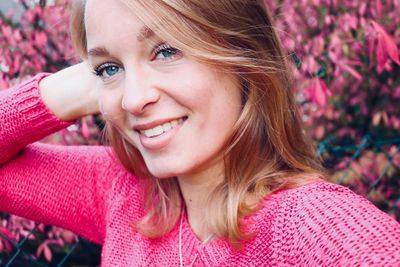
top-left (135, 117), bottom-right (187, 150)
top-left (140, 118), bottom-right (184, 138)
top-left (133, 116), bottom-right (187, 137)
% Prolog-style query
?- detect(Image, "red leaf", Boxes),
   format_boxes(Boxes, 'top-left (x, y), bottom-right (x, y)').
top-left (376, 0), bottom-right (383, 18)
top-left (61, 230), bottom-right (77, 244)
top-left (0, 227), bottom-right (14, 252)
top-left (371, 21), bottom-right (400, 66)
top-left (376, 37), bottom-right (387, 69)
top-left (372, 112), bottom-right (382, 126)
top-left (316, 79), bottom-right (332, 106)
top-left (306, 79), bottom-right (332, 107)
top-left (36, 242), bottom-right (53, 262)
top-left (341, 64), bottom-right (362, 80)
top-left (44, 244), bottom-right (52, 262)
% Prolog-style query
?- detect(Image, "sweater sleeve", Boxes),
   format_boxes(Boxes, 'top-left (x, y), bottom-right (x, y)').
top-left (286, 183), bottom-right (400, 266)
top-left (0, 75), bottom-right (135, 245)
top-left (0, 73), bottom-right (71, 164)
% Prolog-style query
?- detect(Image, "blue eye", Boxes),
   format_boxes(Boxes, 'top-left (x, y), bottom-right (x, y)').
top-left (154, 43), bottom-right (181, 60)
top-left (94, 64), bottom-right (122, 78)
top-left (104, 65), bottom-right (120, 76)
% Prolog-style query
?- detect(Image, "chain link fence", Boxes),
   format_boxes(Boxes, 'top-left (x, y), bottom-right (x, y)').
top-left (0, 225), bottom-right (100, 266)
top-left (319, 135), bottom-right (400, 220)
top-left (0, 231), bottom-right (80, 267)
top-left (0, 0), bottom-right (400, 267)
top-left (1, 135), bottom-right (399, 266)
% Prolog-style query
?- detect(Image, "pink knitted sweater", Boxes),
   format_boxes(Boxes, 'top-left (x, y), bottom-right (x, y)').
top-left (1, 74), bottom-right (400, 266)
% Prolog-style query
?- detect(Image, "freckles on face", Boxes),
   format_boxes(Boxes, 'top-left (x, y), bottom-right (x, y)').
top-left (84, 0), bottom-right (242, 179)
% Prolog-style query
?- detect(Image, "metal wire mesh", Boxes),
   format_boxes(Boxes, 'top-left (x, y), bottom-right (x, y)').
top-left (319, 135), bottom-right (400, 220)
top-left (1, 135), bottom-right (399, 266)
top-left (0, 226), bottom-right (79, 267)
top-left (0, 227), bottom-right (99, 266)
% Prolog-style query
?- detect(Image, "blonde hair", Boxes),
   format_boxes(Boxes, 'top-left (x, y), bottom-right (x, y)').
top-left (71, 0), bottom-right (325, 247)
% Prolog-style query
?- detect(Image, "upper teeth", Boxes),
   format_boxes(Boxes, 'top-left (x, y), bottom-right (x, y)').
top-left (141, 119), bottom-right (182, 138)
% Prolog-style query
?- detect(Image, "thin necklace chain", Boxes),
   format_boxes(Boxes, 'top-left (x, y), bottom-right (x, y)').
top-left (179, 208), bottom-right (214, 267)
top-left (179, 210), bottom-right (184, 267)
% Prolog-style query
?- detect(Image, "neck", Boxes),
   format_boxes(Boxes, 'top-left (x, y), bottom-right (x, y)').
top-left (177, 162), bottom-right (223, 241)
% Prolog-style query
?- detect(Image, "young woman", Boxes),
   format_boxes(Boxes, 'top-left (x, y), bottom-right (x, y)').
top-left (1, 0), bottom-right (399, 266)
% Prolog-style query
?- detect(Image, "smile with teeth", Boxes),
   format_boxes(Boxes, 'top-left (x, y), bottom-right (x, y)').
top-left (140, 118), bottom-right (185, 138)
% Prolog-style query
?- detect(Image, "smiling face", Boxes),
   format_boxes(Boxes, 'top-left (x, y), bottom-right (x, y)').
top-left (85, 0), bottom-right (242, 179)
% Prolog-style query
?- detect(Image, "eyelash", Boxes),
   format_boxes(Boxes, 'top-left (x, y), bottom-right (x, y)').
top-left (93, 43), bottom-right (181, 78)
top-left (152, 43), bottom-right (181, 61)
top-left (93, 63), bottom-right (119, 78)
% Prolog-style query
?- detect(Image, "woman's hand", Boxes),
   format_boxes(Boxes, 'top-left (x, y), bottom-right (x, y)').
top-left (39, 62), bottom-right (100, 121)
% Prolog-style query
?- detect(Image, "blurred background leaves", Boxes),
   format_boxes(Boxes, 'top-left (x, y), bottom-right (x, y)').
top-left (0, 0), bottom-right (399, 265)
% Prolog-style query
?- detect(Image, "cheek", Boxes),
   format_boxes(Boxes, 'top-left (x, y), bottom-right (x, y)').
top-left (98, 98), bottom-right (106, 114)
top-left (98, 90), bottom-right (123, 121)
top-left (174, 70), bottom-right (218, 109)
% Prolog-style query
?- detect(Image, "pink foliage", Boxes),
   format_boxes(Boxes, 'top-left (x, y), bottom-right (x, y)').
top-left (0, 0), bottom-right (77, 88)
top-left (264, 0), bottom-right (400, 137)
top-left (0, 227), bottom-right (13, 253)
top-left (264, 0), bottom-right (400, 220)
top-left (1, 0), bottom-right (399, 262)
top-left (370, 20), bottom-right (400, 71)
top-left (0, 0), bottom-right (85, 262)
top-left (306, 78), bottom-right (332, 107)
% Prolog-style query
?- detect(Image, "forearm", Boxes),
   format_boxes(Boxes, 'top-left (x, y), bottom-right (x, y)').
top-left (0, 143), bottom-right (115, 245)
top-left (39, 62), bottom-right (99, 121)
top-left (0, 74), bottom-right (71, 163)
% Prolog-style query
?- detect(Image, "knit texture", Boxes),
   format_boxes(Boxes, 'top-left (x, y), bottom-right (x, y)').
top-left (1, 75), bottom-right (400, 266)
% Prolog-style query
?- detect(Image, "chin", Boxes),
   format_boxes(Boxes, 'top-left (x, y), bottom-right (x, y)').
top-left (147, 166), bottom-right (183, 179)
top-left (146, 161), bottom-right (198, 179)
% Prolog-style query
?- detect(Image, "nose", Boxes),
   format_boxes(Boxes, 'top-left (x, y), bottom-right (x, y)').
top-left (121, 69), bottom-right (160, 115)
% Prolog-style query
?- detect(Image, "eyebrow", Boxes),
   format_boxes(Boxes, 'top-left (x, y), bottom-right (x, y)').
top-left (137, 26), bottom-right (154, 41)
top-left (88, 47), bottom-right (110, 58)
top-left (87, 26), bottom-right (154, 57)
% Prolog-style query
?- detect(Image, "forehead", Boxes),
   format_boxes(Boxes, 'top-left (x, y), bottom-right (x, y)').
top-left (84, 0), bottom-right (149, 50)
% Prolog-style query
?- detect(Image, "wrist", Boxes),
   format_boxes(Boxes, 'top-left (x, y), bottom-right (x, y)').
top-left (39, 63), bottom-right (99, 121)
